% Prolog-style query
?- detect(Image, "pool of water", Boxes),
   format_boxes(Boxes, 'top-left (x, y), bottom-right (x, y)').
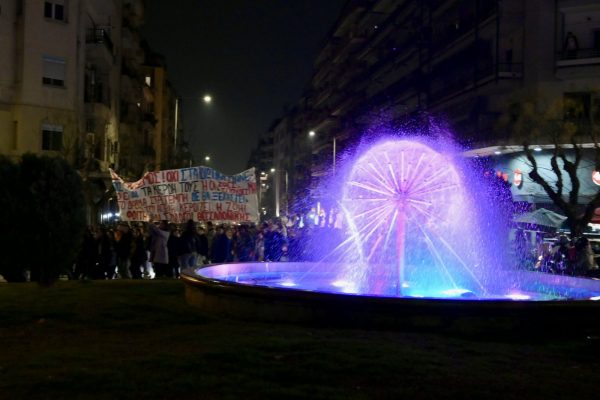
top-left (193, 262), bottom-right (600, 301)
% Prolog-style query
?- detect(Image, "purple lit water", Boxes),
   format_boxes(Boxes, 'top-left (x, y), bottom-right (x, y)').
top-left (192, 138), bottom-right (600, 301)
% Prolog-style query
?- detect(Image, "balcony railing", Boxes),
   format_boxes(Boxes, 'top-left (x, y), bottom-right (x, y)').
top-left (86, 28), bottom-right (114, 53)
top-left (497, 62), bottom-right (523, 78)
top-left (556, 48), bottom-right (600, 67)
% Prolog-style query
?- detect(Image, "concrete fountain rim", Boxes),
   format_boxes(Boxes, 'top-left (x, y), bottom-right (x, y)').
top-left (180, 262), bottom-right (600, 336)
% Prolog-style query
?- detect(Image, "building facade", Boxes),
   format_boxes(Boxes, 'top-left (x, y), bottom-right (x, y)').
top-left (252, 0), bottom-right (600, 218)
top-left (0, 0), bottom-right (182, 223)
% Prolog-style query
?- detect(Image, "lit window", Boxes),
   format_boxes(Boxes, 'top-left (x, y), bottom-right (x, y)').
top-left (145, 76), bottom-right (152, 86)
top-left (41, 124), bottom-right (63, 151)
top-left (42, 56), bottom-right (66, 87)
top-left (44, 1), bottom-right (66, 22)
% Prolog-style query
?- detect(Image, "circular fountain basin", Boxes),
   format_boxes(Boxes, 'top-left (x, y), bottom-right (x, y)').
top-left (181, 262), bottom-right (600, 336)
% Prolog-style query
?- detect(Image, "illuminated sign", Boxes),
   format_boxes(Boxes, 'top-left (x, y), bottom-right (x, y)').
top-left (593, 171), bottom-right (600, 186)
top-left (514, 169), bottom-right (522, 187)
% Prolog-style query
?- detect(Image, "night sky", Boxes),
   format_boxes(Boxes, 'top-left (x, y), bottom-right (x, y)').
top-left (142, 1), bottom-right (346, 175)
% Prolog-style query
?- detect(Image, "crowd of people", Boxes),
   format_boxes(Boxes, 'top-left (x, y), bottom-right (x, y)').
top-left (513, 230), bottom-right (600, 278)
top-left (71, 217), bottom-right (600, 281)
top-left (71, 218), bottom-right (328, 280)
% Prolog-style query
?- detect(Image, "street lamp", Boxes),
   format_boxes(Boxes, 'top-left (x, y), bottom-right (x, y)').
top-left (205, 155), bottom-right (211, 162)
top-left (203, 95), bottom-right (212, 104)
top-left (308, 130), bottom-right (336, 175)
top-left (270, 167), bottom-right (276, 173)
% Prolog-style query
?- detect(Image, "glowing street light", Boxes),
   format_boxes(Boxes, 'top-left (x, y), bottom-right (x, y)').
top-left (308, 130), bottom-right (316, 137)
top-left (205, 156), bottom-right (211, 162)
top-left (203, 95), bottom-right (212, 104)
top-left (270, 168), bottom-right (276, 173)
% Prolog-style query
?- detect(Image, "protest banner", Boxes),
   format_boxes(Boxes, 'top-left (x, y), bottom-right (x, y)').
top-left (109, 166), bottom-right (258, 224)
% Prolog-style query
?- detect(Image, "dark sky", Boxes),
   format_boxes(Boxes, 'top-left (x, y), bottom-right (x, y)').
top-left (142, 1), bottom-right (346, 175)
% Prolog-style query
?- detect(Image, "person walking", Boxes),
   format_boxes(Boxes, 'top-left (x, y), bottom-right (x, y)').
top-left (168, 224), bottom-right (183, 278)
top-left (148, 221), bottom-right (170, 278)
top-left (197, 226), bottom-right (209, 265)
top-left (235, 224), bottom-right (255, 262)
top-left (212, 226), bottom-right (235, 263)
top-left (73, 226), bottom-right (98, 279)
top-left (130, 227), bottom-right (147, 279)
top-left (97, 227), bottom-right (116, 279)
top-left (115, 222), bottom-right (133, 279)
top-left (205, 221), bottom-right (215, 262)
top-left (179, 219), bottom-right (199, 268)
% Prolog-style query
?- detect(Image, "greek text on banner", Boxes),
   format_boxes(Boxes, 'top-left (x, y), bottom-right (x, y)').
top-left (109, 166), bottom-right (258, 224)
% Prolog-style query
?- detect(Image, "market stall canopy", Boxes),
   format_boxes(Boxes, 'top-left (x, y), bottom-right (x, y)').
top-left (514, 208), bottom-right (567, 229)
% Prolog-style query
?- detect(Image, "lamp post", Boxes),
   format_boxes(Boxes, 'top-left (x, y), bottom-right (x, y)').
top-left (308, 130), bottom-right (337, 227)
top-left (179, 93), bottom-right (213, 167)
top-left (308, 130), bottom-right (336, 175)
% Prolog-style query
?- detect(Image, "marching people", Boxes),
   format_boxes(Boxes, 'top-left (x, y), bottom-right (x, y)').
top-left (130, 226), bottom-right (147, 279)
top-left (179, 219), bottom-right (200, 269)
top-left (197, 226), bottom-right (209, 265)
top-left (235, 224), bottom-right (255, 262)
top-left (73, 226), bottom-right (98, 280)
top-left (97, 227), bottom-right (117, 279)
top-left (148, 220), bottom-right (171, 278)
top-left (264, 222), bottom-right (286, 262)
top-left (212, 226), bottom-right (235, 263)
top-left (205, 221), bottom-right (216, 262)
top-left (168, 224), bottom-right (184, 278)
top-left (115, 222), bottom-right (133, 279)
top-left (254, 229), bottom-right (265, 262)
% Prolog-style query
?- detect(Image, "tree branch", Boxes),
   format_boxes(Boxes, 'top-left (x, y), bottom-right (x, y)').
top-left (524, 144), bottom-right (568, 212)
top-left (559, 137), bottom-right (581, 207)
top-left (550, 153), bottom-right (563, 198)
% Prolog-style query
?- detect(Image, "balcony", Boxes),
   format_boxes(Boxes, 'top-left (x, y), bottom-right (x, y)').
top-left (556, 48), bottom-right (600, 79)
top-left (84, 82), bottom-right (111, 108)
top-left (86, 29), bottom-right (113, 53)
top-left (86, 29), bottom-right (114, 66)
top-left (497, 62), bottom-right (523, 78)
top-left (556, 48), bottom-right (600, 66)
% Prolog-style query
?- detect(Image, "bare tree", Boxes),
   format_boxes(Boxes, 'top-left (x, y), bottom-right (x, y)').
top-left (500, 97), bottom-right (600, 238)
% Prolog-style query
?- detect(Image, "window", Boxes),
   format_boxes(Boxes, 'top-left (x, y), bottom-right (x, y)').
top-left (44, 1), bottom-right (65, 22)
top-left (42, 56), bottom-right (66, 87)
top-left (41, 124), bottom-right (63, 151)
top-left (145, 76), bottom-right (152, 86)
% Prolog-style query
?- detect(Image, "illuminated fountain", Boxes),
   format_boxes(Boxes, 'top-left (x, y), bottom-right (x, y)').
top-left (337, 140), bottom-right (486, 298)
top-left (181, 138), bottom-right (600, 334)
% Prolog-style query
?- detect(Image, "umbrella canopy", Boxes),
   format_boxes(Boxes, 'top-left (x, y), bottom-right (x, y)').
top-left (514, 208), bottom-right (567, 229)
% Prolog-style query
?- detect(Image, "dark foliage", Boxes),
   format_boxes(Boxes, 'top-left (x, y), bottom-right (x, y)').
top-left (0, 154), bottom-right (86, 285)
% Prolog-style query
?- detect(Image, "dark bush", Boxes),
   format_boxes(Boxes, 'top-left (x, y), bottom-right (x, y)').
top-left (0, 154), bottom-right (86, 285)
top-left (0, 156), bottom-right (27, 281)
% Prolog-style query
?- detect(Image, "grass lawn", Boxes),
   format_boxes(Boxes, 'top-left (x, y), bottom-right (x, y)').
top-left (0, 280), bottom-right (599, 399)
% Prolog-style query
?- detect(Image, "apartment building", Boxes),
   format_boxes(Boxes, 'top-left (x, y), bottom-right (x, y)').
top-left (0, 0), bottom-right (181, 222)
top-left (260, 0), bottom-right (600, 217)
